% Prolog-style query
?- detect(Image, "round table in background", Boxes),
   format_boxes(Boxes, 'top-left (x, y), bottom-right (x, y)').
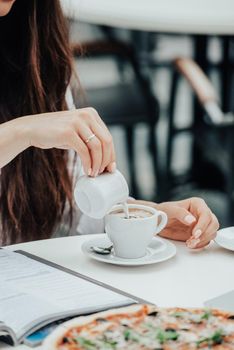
top-left (61, 0), bottom-right (234, 35)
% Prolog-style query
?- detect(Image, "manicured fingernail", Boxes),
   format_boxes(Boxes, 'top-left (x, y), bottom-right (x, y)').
top-left (88, 168), bottom-right (92, 176)
top-left (187, 238), bottom-right (200, 249)
top-left (110, 162), bottom-right (116, 173)
top-left (184, 214), bottom-right (196, 224)
top-left (193, 229), bottom-right (202, 239)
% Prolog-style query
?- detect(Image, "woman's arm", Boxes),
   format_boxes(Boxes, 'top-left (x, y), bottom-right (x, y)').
top-left (0, 108), bottom-right (116, 176)
top-left (0, 117), bottom-right (29, 168)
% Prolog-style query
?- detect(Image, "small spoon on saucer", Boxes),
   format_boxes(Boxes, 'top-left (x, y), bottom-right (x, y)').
top-left (90, 245), bottom-right (113, 255)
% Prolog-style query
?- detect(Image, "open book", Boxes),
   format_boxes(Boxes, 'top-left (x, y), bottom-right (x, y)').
top-left (0, 249), bottom-right (143, 346)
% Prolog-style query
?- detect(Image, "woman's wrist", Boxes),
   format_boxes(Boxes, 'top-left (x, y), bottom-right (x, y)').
top-left (0, 116), bottom-right (33, 168)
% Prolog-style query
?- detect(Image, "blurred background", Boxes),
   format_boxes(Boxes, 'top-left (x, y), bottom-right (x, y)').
top-left (62, 0), bottom-right (234, 228)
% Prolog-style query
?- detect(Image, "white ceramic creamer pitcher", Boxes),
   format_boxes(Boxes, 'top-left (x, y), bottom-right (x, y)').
top-left (74, 170), bottom-right (129, 219)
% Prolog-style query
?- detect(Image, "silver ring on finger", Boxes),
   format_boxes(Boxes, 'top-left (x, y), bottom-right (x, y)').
top-left (85, 133), bottom-right (96, 144)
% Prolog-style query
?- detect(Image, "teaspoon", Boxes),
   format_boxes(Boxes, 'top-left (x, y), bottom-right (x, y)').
top-left (90, 245), bottom-right (113, 255)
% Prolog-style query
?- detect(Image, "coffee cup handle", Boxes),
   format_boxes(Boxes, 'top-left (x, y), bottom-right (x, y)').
top-left (155, 211), bottom-right (168, 234)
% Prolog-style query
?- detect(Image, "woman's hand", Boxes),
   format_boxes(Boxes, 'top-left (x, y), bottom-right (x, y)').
top-left (128, 197), bottom-right (219, 249)
top-left (157, 198), bottom-right (219, 249)
top-left (22, 108), bottom-right (116, 177)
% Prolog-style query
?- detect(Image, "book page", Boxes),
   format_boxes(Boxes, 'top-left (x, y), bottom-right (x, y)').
top-left (0, 250), bottom-right (133, 340)
top-left (0, 285), bottom-right (59, 337)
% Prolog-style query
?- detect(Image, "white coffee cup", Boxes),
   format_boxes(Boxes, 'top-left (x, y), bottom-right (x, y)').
top-left (105, 204), bottom-right (168, 259)
top-left (74, 170), bottom-right (129, 219)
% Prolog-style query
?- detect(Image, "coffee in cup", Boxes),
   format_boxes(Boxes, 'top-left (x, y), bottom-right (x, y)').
top-left (110, 207), bottom-right (153, 219)
top-left (105, 204), bottom-right (167, 259)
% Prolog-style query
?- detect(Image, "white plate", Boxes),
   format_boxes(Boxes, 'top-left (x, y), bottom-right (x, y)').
top-left (81, 234), bottom-right (176, 266)
top-left (215, 227), bottom-right (234, 251)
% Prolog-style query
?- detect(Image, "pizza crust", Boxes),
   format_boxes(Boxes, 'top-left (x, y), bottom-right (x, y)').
top-left (43, 304), bottom-right (151, 350)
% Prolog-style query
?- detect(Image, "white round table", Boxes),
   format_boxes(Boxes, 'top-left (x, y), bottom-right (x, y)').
top-left (61, 0), bottom-right (234, 35)
top-left (1, 234), bottom-right (234, 349)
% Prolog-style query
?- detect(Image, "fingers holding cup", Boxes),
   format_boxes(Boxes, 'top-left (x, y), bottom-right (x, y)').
top-left (86, 108), bottom-right (116, 174)
top-left (186, 212), bottom-right (219, 249)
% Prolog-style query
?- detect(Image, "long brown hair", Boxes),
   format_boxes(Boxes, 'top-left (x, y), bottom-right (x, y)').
top-left (0, 0), bottom-right (74, 244)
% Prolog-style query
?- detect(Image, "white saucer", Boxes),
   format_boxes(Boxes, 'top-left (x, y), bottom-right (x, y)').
top-left (215, 227), bottom-right (234, 251)
top-left (81, 234), bottom-right (176, 266)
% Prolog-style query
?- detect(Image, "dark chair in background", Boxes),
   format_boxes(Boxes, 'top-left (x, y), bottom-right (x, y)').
top-left (166, 57), bottom-right (234, 225)
top-left (71, 39), bottom-right (160, 199)
top-left (69, 20), bottom-right (234, 220)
